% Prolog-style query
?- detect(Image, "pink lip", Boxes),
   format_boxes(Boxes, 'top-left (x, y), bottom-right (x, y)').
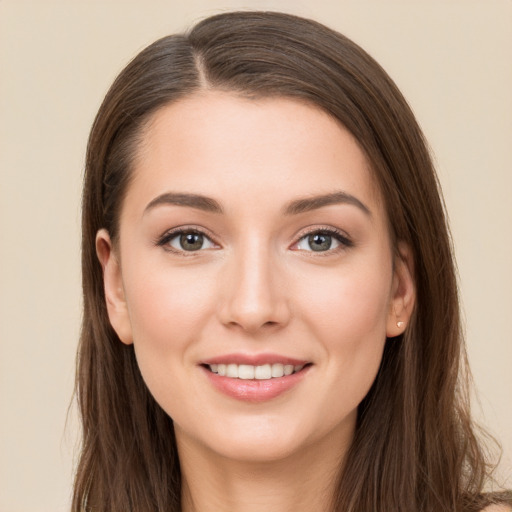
top-left (201, 353), bottom-right (309, 366)
top-left (200, 361), bottom-right (312, 403)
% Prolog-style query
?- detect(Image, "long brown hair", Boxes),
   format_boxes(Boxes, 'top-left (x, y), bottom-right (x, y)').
top-left (73, 11), bottom-right (508, 511)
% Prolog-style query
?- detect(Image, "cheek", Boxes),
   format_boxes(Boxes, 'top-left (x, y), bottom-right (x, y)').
top-left (121, 263), bottom-right (217, 399)
top-left (298, 260), bottom-right (392, 344)
top-left (125, 263), bottom-right (216, 343)
top-left (295, 257), bottom-right (392, 395)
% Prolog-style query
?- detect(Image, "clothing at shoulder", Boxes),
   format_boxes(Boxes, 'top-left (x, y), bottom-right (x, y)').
top-left (481, 505), bottom-right (512, 512)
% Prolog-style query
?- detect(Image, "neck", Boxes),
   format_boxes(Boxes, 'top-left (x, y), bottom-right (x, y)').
top-left (177, 428), bottom-right (350, 512)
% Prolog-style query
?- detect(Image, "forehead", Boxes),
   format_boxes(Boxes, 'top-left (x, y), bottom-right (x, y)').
top-left (125, 91), bottom-right (384, 220)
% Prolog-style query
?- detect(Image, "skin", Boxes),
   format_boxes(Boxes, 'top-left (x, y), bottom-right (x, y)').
top-left (96, 91), bottom-right (415, 512)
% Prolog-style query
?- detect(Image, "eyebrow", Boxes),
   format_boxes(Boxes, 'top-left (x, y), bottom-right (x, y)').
top-left (144, 192), bottom-right (223, 215)
top-left (143, 190), bottom-right (370, 217)
top-left (283, 191), bottom-right (371, 216)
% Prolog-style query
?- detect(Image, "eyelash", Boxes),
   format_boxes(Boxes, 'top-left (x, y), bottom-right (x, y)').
top-left (155, 226), bottom-right (353, 255)
top-left (155, 226), bottom-right (218, 255)
top-left (293, 227), bottom-right (354, 254)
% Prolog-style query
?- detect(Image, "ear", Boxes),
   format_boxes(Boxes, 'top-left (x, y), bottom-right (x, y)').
top-left (96, 229), bottom-right (133, 345)
top-left (386, 241), bottom-right (416, 338)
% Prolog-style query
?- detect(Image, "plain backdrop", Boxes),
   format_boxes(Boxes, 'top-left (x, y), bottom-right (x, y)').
top-left (0, 1), bottom-right (511, 511)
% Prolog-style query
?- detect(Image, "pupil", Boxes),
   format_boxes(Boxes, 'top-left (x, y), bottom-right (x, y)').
top-left (180, 233), bottom-right (203, 251)
top-left (309, 233), bottom-right (331, 251)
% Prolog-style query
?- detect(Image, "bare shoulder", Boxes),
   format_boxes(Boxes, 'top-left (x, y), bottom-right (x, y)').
top-left (481, 505), bottom-right (512, 512)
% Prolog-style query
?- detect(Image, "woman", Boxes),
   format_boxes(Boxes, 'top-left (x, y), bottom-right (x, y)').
top-left (73, 11), bottom-right (511, 512)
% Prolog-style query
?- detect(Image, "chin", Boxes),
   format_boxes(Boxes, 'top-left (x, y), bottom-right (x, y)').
top-left (175, 409), bottom-right (351, 465)
top-left (205, 431), bottom-right (309, 464)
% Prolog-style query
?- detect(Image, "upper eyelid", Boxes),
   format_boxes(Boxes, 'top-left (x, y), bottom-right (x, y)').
top-left (294, 225), bottom-right (352, 242)
top-left (155, 225), bottom-right (352, 248)
top-left (290, 226), bottom-right (354, 253)
top-left (156, 226), bottom-right (218, 247)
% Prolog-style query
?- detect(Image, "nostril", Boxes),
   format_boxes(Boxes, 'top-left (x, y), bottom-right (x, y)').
top-left (217, 271), bottom-right (291, 332)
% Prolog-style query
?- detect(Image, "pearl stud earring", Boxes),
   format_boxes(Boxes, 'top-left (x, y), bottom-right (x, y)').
top-left (397, 321), bottom-right (405, 328)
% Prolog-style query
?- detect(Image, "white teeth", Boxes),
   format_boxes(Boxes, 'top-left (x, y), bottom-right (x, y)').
top-left (238, 364), bottom-right (255, 380)
top-left (208, 363), bottom-right (305, 380)
top-left (226, 364), bottom-right (238, 378)
top-left (255, 364), bottom-right (272, 380)
top-left (271, 363), bottom-right (284, 378)
top-left (284, 365), bottom-right (294, 376)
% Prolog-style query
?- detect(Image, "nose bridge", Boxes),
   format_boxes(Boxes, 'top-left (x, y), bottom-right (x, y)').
top-left (219, 234), bottom-right (288, 332)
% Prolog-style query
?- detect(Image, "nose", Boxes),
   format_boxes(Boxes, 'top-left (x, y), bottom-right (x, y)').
top-left (217, 240), bottom-right (291, 334)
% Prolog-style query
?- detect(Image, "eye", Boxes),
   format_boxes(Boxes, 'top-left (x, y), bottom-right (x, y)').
top-left (293, 229), bottom-right (352, 252)
top-left (159, 229), bottom-right (217, 252)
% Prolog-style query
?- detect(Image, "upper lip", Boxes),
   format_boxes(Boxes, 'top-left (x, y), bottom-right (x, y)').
top-left (200, 353), bottom-right (310, 366)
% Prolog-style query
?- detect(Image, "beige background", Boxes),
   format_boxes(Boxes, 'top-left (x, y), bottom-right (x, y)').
top-left (0, 1), bottom-right (511, 510)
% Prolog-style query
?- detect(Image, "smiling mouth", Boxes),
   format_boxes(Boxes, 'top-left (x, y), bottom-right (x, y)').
top-left (204, 363), bottom-right (310, 380)
top-left (201, 359), bottom-right (312, 402)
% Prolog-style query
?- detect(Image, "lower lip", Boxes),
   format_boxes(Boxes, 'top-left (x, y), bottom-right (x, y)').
top-left (201, 365), bottom-right (311, 402)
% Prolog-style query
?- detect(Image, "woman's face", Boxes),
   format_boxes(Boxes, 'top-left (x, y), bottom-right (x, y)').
top-left (97, 91), bottom-right (414, 463)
